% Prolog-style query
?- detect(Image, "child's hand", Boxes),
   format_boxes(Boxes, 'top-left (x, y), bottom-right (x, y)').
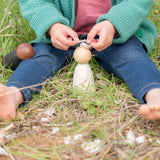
top-left (87, 20), bottom-right (116, 51)
top-left (49, 23), bottom-right (79, 50)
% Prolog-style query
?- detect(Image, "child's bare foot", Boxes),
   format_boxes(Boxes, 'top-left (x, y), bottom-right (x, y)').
top-left (0, 83), bottom-right (24, 121)
top-left (139, 88), bottom-right (160, 120)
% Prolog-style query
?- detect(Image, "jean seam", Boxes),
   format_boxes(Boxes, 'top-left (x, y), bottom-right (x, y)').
top-left (106, 57), bottom-right (148, 80)
top-left (137, 82), bottom-right (160, 98)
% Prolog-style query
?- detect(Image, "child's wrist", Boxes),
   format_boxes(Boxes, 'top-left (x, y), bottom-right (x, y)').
top-left (45, 24), bottom-right (56, 38)
top-left (114, 29), bottom-right (120, 38)
top-left (45, 29), bottom-right (51, 38)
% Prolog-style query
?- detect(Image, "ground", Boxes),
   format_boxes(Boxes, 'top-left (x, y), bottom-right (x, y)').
top-left (0, 0), bottom-right (160, 160)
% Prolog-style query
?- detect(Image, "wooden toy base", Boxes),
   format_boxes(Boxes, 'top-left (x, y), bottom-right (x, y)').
top-left (73, 63), bottom-right (95, 91)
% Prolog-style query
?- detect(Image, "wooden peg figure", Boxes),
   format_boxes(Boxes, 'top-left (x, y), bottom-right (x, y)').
top-left (73, 40), bottom-right (95, 91)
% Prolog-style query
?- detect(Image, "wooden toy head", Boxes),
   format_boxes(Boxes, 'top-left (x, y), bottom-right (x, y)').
top-left (73, 40), bottom-right (92, 64)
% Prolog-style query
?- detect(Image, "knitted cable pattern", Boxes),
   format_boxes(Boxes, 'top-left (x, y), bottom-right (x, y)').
top-left (18, 0), bottom-right (157, 52)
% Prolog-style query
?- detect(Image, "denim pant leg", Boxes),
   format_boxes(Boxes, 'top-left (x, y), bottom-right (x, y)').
top-left (94, 35), bottom-right (160, 103)
top-left (6, 42), bottom-right (74, 105)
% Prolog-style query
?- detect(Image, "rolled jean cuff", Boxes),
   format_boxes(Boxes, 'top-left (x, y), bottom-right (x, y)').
top-left (137, 82), bottom-right (160, 104)
top-left (6, 82), bottom-right (32, 108)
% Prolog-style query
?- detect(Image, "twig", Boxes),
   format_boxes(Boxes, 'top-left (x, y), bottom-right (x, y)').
top-left (2, 145), bottom-right (15, 160)
top-left (0, 81), bottom-right (47, 98)
top-left (107, 113), bottom-right (140, 141)
top-left (99, 143), bottom-right (113, 160)
top-left (0, 24), bottom-right (13, 34)
top-left (0, 124), bottom-right (14, 145)
top-left (137, 148), bottom-right (158, 160)
top-left (118, 113), bottom-right (140, 131)
top-left (51, 98), bottom-right (79, 108)
top-left (0, 0), bottom-right (13, 29)
top-left (0, 34), bottom-right (23, 42)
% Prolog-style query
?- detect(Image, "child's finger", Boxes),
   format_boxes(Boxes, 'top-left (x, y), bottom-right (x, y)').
top-left (87, 27), bottom-right (99, 44)
top-left (52, 33), bottom-right (78, 50)
top-left (60, 35), bottom-right (78, 47)
top-left (52, 39), bottom-right (68, 50)
top-left (65, 29), bottom-right (79, 42)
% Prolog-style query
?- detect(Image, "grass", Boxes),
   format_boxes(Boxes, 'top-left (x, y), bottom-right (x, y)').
top-left (0, 0), bottom-right (160, 159)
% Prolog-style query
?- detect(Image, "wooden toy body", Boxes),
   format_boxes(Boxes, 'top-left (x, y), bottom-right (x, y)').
top-left (73, 63), bottom-right (95, 91)
top-left (73, 40), bottom-right (95, 91)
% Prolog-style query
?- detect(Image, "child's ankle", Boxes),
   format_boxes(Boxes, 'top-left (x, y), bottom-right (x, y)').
top-left (144, 88), bottom-right (160, 104)
top-left (9, 87), bottom-right (24, 105)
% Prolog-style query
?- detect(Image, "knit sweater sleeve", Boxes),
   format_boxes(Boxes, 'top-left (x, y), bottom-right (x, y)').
top-left (18, 0), bottom-right (70, 40)
top-left (97, 0), bottom-right (154, 43)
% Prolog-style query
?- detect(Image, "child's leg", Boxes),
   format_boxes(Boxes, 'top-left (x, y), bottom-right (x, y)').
top-left (94, 35), bottom-right (160, 120)
top-left (0, 42), bottom-right (74, 121)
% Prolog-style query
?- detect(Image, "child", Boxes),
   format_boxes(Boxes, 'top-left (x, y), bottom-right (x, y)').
top-left (0, 0), bottom-right (160, 121)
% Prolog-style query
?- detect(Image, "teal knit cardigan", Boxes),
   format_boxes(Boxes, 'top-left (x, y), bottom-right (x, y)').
top-left (19, 0), bottom-right (157, 52)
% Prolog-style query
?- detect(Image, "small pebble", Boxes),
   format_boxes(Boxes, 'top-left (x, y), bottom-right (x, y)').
top-left (136, 136), bottom-right (145, 144)
top-left (41, 117), bottom-right (49, 123)
top-left (52, 127), bottom-right (60, 134)
top-left (126, 131), bottom-right (135, 144)
top-left (73, 134), bottom-right (83, 141)
top-left (0, 147), bottom-right (8, 156)
top-left (156, 140), bottom-right (160, 144)
top-left (63, 122), bottom-right (74, 127)
top-left (81, 139), bottom-right (102, 154)
top-left (64, 136), bottom-right (74, 145)
top-left (44, 107), bottom-right (56, 116)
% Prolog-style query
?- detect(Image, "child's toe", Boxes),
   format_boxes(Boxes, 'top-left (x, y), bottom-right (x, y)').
top-left (139, 104), bottom-right (150, 115)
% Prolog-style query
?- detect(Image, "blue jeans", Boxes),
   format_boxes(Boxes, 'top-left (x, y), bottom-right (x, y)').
top-left (6, 35), bottom-right (160, 105)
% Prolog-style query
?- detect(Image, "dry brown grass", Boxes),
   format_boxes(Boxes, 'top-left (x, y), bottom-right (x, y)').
top-left (0, 0), bottom-right (160, 159)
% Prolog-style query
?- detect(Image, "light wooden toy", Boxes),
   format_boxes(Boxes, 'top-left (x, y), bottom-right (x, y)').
top-left (73, 40), bottom-right (95, 91)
